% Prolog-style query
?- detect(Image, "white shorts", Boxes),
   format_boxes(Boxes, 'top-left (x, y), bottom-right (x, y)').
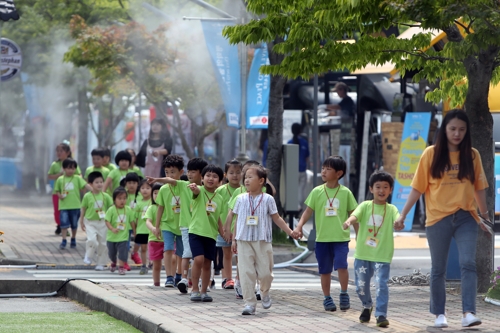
top-left (181, 227), bottom-right (192, 259)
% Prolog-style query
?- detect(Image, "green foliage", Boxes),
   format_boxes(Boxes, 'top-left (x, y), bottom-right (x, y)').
top-left (486, 266), bottom-right (500, 300)
top-left (223, 0), bottom-right (500, 107)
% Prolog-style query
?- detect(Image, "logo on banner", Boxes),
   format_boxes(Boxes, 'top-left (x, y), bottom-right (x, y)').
top-left (249, 116), bottom-right (268, 126)
top-left (1, 38), bottom-right (22, 82)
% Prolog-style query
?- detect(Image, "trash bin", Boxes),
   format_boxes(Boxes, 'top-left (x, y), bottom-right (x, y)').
top-left (446, 237), bottom-right (461, 280)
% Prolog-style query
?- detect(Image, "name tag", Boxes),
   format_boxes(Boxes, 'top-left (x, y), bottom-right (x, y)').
top-left (246, 216), bottom-right (258, 225)
top-left (61, 192), bottom-right (67, 198)
top-left (117, 223), bottom-right (125, 230)
top-left (206, 203), bottom-right (216, 213)
top-left (366, 237), bottom-right (379, 248)
top-left (130, 202), bottom-right (136, 209)
top-left (98, 211), bottom-right (106, 219)
top-left (172, 205), bottom-right (181, 214)
top-left (325, 207), bottom-right (337, 216)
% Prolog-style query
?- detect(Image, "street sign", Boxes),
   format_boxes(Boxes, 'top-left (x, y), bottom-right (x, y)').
top-left (1, 38), bottom-right (22, 82)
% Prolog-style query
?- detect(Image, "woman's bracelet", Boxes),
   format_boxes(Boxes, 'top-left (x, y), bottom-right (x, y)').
top-left (480, 211), bottom-right (489, 215)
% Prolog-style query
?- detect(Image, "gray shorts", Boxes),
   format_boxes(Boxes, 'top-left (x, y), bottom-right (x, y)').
top-left (181, 227), bottom-right (192, 259)
top-left (107, 241), bottom-right (128, 263)
top-left (216, 234), bottom-right (231, 247)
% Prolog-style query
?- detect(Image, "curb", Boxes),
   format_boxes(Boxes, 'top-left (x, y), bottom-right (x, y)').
top-left (65, 280), bottom-right (186, 333)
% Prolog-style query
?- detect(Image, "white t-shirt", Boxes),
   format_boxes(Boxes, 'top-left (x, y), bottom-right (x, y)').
top-left (233, 193), bottom-right (277, 242)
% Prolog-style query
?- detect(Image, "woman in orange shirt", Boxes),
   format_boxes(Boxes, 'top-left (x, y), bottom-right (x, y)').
top-left (395, 109), bottom-right (490, 329)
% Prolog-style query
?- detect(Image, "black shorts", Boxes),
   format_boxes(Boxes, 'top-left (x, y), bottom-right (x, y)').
top-left (134, 233), bottom-right (149, 245)
top-left (188, 233), bottom-right (216, 261)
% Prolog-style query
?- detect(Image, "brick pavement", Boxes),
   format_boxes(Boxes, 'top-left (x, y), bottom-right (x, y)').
top-left (98, 283), bottom-right (500, 332)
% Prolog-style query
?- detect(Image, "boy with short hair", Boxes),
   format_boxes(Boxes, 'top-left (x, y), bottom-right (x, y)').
top-left (294, 156), bottom-right (358, 312)
top-left (103, 150), bottom-right (132, 194)
top-left (342, 171), bottom-right (403, 327)
top-left (102, 147), bottom-right (117, 171)
top-left (80, 171), bottom-right (113, 270)
top-left (54, 158), bottom-right (93, 249)
top-left (84, 148), bottom-right (110, 180)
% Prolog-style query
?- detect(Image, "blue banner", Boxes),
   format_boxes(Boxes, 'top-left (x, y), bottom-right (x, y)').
top-left (391, 112), bottom-right (432, 231)
top-left (200, 20), bottom-right (241, 128)
top-left (21, 72), bottom-right (44, 120)
top-left (246, 45), bottom-right (270, 129)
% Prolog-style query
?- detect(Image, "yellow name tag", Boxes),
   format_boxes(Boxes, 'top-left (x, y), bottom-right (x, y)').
top-left (172, 205), bottom-right (181, 214)
top-left (246, 216), bottom-right (258, 225)
top-left (98, 211), bottom-right (106, 219)
top-left (117, 223), bottom-right (125, 230)
top-left (366, 237), bottom-right (378, 248)
top-left (325, 207), bottom-right (337, 216)
top-left (206, 203), bottom-right (216, 213)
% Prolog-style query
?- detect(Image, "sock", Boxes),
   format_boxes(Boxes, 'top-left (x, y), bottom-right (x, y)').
top-left (324, 295), bottom-right (331, 299)
top-left (340, 290), bottom-right (348, 294)
top-left (154, 282), bottom-right (160, 286)
top-left (175, 273), bottom-right (181, 280)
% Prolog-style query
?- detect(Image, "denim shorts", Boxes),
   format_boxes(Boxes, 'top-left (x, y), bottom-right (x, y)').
top-left (189, 233), bottom-right (216, 261)
top-left (181, 227), bottom-right (192, 258)
top-left (315, 241), bottom-right (349, 274)
top-left (59, 209), bottom-right (80, 230)
top-left (162, 230), bottom-right (183, 257)
top-left (216, 234), bottom-right (231, 247)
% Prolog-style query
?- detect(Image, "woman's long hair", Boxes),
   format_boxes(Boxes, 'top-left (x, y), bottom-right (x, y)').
top-left (148, 118), bottom-right (170, 142)
top-left (430, 109), bottom-right (475, 182)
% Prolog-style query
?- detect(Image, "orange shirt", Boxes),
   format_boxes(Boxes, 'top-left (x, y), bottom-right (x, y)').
top-left (411, 146), bottom-right (488, 226)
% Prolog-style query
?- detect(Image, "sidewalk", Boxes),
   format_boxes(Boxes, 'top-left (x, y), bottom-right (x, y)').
top-left (67, 279), bottom-right (500, 333)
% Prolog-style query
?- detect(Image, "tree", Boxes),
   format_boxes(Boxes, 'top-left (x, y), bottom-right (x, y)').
top-left (224, 0), bottom-right (500, 291)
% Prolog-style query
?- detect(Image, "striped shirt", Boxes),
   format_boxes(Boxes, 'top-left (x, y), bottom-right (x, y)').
top-left (233, 193), bottom-right (277, 242)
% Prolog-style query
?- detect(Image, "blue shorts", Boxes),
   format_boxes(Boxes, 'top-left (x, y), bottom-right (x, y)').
top-left (216, 234), bottom-right (231, 247)
top-left (189, 233), bottom-right (216, 261)
top-left (59, 209), bottom-right (80, 230)
top-left (315, 241), bottom-right (349, 274)
top-left (162, 230), bottom-right (183, 257)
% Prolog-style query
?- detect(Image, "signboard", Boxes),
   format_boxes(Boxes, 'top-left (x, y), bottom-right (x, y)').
top-left (246, 45), bottom-right (270, 129)
top-left (1, 38), bottom-right (22, 81)
top-left (391, 112), bottom-right (432, 231)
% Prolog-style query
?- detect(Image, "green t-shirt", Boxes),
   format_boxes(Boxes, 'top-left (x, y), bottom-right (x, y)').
top-left (81, 191), bottom-right (113, 221)
top-left (351, 201), bottom-right (399, 263)
top-left (216, 184), bottom-right (241, 223)
top-left (189, 186), bottom-right (224, 240)
top-left (130, 166), bottom-right (144, 178)
top-left (134, 198), bottom-right (152, 235)
top-left (126, 192), bottom-right (142, 209)
top-left (54, 175), bottom-right (87, 210)
top-left (156, 182), bottom-right (188, 235)
top-left (305, 184), bottom-right (358, 242)
top-left (107, 168), bottom-right (129, 193)
top-left (104, 163), bottom-right (117, 171)
top-left (48, 161), bottom-right (82, 194)
top-left (84, 166), bottom-right (110, 180)
top-left (145, 205), bottom-right (163, 242)
top-left (105, 205), bottom-right (134, 242)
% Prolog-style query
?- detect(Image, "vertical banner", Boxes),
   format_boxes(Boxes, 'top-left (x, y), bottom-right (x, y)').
top-left (200, 20), bottom-right (241, 128)
top-left (391, 112), bottom-right (432, 231)
top-left (246, 45), bottom-right (270, 128)
top-left (495, 154), bottom-right (500, 216)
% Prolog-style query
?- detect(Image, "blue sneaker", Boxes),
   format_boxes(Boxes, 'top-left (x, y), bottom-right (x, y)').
top-left (165, 276), bottom-right (175, 288)
top-left (70, 238), bottom-right (76, 248)
top-left (339, 293), bottom-right (350, 310)
top-left (59, 239), bottom-right (67, 249)
top-left (323, 296), bottom-right (337, 311)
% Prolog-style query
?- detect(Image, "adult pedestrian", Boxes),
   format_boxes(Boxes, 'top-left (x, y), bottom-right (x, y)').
top-left (288, 123), bottom-right (309, 211)
top-left (394, 109), bottom-right (490, 329)
top-left (136, 118), bottom-right (173, 178)
top-left (326, 82), bottom-right (355, 118)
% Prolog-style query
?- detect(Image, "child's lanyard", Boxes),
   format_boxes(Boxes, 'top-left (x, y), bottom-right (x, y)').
top-left (226, 184), bottom-right (236, 197)
top-left (63, 176), bottom-right (74, 192)
top-left (169, 185), bottom-right (180, 206)
top-left (205, 190), bottom-right (217, 203)
top-left (92, 192), bottom-right (103, 212)
top-left (248, 193), bottom-right (264, 215)
top-left (371, 200), bottom-right (387, 238)
top-left (117, 207), bottom-right (126, 228)
top-left (141, 199), bottom-right (151, 219)
top-left (323, 184), bottom-right (341, 207)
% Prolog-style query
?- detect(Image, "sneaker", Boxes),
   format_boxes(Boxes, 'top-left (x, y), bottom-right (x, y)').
top-left (165, 276), bottom-right (175, 288)
top-left (95, 265), bottom-right (104, 271)
top-left (262, 295), bottom-right (272, 309)
top-left (83, 256), bottom-right (92, 265)
top-left (221, 278), bottom-right (227, 289)
top-left (242, 305), bottom-right (256, 315)
top-left (59, 239), bottom-right (67, 249)
top-left (211, 279), bottom-right (216, 290)
top-left (434, 314), bottom-right (448, 328)
top-left (55, 226), bottom-right (61, 235)
top-left (70, 238), bottom-right (76, 248)
top-left (235, 280), bottom-right (243, 299)
top-left (139, 266), bottom-right (148, 275)
top-left (201, 293), bottom-right (213, 302)
top-left (177, 278), bottom-right (188, 294)
top-left (110, 262), bottom-right (117, 272)
top-left (339, 292), bottom-right (350, 310)
top-left (461, 313), bottom-right (482, 327)
top-left (119, 267), bottom-right (126, 275)
top-left (376, 316), bottom-right (389, 327)
top-left (190, 291), bottom-right (202, 302)
top-left (131, 252), bottom-right (142, 264)
top-left (359, 307), bottom-right (372, 323)
top-left (323, 296), bottom-right (337, 312)
top-left (255, 282), bottom-right (261, 300)
top-left (224, 279), bottom-right (235, 289)
top-left (123, 262), bottom-right (131, 271)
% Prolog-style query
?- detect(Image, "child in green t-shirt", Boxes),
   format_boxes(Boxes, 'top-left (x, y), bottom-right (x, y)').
top-left (145, 183), bottom-right (164, 286)
top-left (120, 172), bottom-right (142, 270)
top-left (342, 171), bottom-right (403, 327)
top-left (105, 187), bottom-right (135, 275)
top-left (84, 148), bottom-right (110, 181)
top-left (132, 179), bottom-right (153, 275)
top-left (102, 147), bottom-right (117, 171)
top-left (187, 164), bottom-right (227, 302)
top-left (103, 150), bottom-right (132, 195)
top-left (54, 158), bottom-right (92, 250)
top-left (294, 156), bottom-right (358, 312)
top-left (80, 171), bottom-right (113, 270)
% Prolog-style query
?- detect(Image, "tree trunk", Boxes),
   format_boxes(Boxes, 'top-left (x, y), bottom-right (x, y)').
top-left (77, 89), bottom-right (89, 170)
top-left (463, 53), bottom-right (496, 293)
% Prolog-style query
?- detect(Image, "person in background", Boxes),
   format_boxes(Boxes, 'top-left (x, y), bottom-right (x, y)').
top-left (48, 141), bottom-right (82, 235)
top-left (136, 118), bottom-right (173, 178)
top-left (102, 147), bottom-right (117, 171)
top-left (288, 123), bottom-right (310, 211)
top-left (84, 148), bottom-right (110, 181)
top-left (326, 82), bottom-right (355, 118)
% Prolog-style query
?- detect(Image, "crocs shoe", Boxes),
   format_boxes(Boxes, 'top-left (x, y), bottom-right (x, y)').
top-left (323, 296), bottom-right (337, 312)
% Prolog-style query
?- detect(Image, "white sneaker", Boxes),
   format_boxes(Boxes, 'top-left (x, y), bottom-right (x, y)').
top-left (83, 256), bottom-right (92, 265)
top-left (461, 313), bottom-right (482, 327)
top-left (262, 295), bottom-right (272, 309)
top-left (434, 314), bottom-right (448, 328)
top-left (242, 305), bottom-right (256, 315)
top-left (95, 265), bottom-right (104, 271)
